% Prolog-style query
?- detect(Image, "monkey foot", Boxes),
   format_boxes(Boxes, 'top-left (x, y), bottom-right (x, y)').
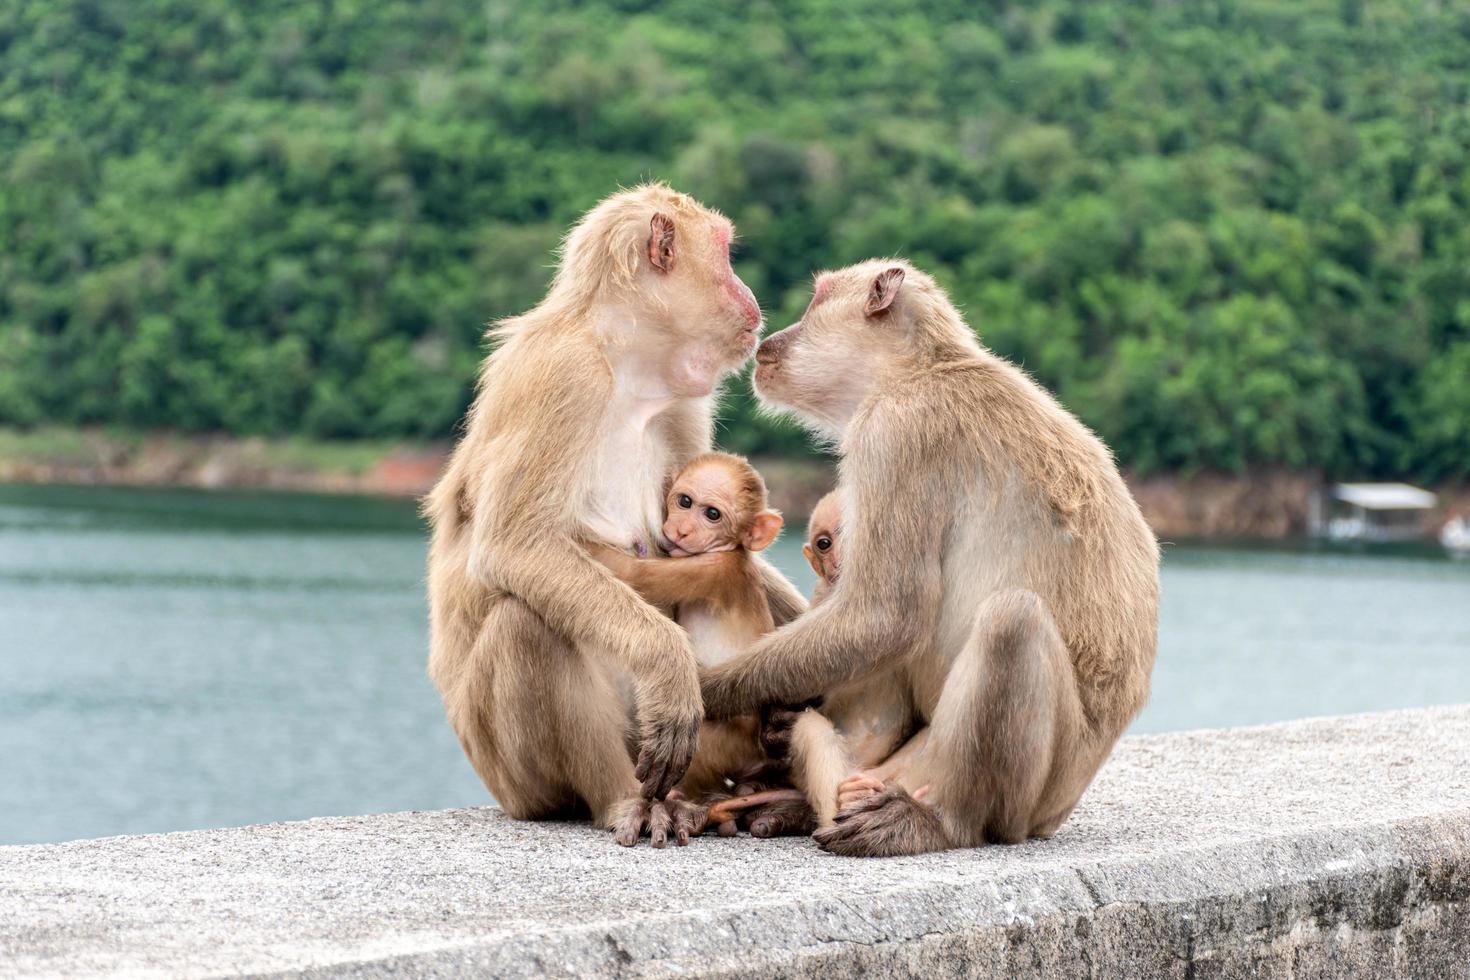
top-left (814, 784), bottom-right (951, 857)
top-left (704, 788), bottom-right (815, 838)
top-left (704, 788), bottom-right (806, 825)
top-left (609, 797), bottom-right (706, 848)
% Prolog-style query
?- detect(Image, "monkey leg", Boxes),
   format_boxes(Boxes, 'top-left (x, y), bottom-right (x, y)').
top-left (817, 590), bottom-right (1089, 857)
top-left (445, 596), bottom-right (642, 830)
top-left (924, 589), bottom-right (1091, 846)
top-left (787, 710), bottom-right (853, 829)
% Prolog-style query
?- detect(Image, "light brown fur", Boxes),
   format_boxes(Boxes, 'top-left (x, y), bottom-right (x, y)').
top-left (425, 185), bottom-right (806, 848)
top-left (702, 259), bottom-right (1160, 855)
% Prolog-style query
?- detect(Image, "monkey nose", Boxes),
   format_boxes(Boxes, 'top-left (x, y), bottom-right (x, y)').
top-left (755, 338), bottom-right (781, 366)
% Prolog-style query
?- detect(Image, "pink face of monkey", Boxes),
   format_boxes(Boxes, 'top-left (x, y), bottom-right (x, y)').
top-left (660, 456), bottom-right (782, 558)
top-left (641, 208), bottom-right (763, 384)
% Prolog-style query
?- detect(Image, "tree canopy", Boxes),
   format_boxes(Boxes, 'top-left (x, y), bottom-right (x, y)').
top-left (3, 0), bottom-right (1469, 476)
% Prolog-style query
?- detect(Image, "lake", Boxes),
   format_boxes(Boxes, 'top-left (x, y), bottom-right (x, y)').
top-left (2, 483), bottom-right (1467, 846)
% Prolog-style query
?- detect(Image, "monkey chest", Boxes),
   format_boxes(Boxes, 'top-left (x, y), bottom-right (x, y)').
top-left (678, 605), bottom-right (751, 667)
top-left (581, 423), bottom-right (672, 553)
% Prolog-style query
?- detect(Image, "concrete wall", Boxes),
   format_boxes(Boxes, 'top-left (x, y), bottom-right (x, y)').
top-left (3, 706), bottom-right (1469, 978)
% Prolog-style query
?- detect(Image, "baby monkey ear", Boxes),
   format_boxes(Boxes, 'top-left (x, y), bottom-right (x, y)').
top-left (745, 510), bottom-right (784, 552)
top-left (864, 266), bottom-right (905, 316)
top-left (648, 213), bottom-right (676, 272)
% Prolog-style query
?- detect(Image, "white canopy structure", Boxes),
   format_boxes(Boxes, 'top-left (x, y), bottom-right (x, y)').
top-left (1318, 482), bottom-right (1437, 542)
top-left (1332, 482), bottom-right (1438, 511)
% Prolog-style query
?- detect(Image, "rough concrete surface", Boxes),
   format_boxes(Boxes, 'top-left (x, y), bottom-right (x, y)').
top-left (3, 706), bottom-right (1469, 979)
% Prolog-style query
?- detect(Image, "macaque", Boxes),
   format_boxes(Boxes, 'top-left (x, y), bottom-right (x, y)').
top-left (425, 184), bottom-right (806, 850)
top-left (699, 259), bottom-right (1160, 856)
top-left (590, 452), bottom-right (793, 816)
top-left (802, 490), bottom-right (843, 604)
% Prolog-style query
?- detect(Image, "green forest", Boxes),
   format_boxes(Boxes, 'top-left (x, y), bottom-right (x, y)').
top-left (3, 0), bottom-right (1470, 477)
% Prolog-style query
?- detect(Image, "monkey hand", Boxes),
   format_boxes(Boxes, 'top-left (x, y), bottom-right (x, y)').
top-left (757, 699), bottom-right (822, 762)
top-left (634, 660), bottom-right (703, 800)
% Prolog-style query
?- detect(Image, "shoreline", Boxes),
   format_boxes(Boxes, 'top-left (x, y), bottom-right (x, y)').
top-left (2, 427), bottom-right (1464, 538)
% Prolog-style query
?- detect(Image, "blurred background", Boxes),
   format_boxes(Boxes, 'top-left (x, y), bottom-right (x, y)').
top-left (2, 0), bottom-right (1467, 846)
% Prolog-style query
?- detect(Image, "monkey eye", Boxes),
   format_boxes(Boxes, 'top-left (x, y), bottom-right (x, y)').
top-left (677, 494), bottom-right (692, 509)
top-left (703, 506), bottom-right (721, 522)
top-left (816, 535), bottom-right (832, 552)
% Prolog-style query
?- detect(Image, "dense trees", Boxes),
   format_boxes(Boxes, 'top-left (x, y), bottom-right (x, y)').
top-left (2, 0), bottom-right (1469, 476)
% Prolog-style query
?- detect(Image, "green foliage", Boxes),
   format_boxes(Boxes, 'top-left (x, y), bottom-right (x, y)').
top-left (3, 0), bottom-right (1469, 476)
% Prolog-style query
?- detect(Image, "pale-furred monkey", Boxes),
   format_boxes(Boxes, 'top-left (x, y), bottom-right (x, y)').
top-left (700, 259), bottom-right (1160, 856)
top-left (425, 184), bottom-right (807, 848)
top-left (589, 452), bottom-right (790, 810)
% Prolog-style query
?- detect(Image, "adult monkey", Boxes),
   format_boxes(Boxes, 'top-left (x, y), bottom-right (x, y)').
top-left (702, 259), bottom-right (1160, 856)
top-left (426, 184), bottom-right (806, 845)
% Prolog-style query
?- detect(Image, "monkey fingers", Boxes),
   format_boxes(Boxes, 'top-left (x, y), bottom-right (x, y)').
top-left (635, 712), bottom-right (701, 800)
top-left (758, 700), bottom-right (821, 760)
top-left (647, 800), bottom-right (674, 848)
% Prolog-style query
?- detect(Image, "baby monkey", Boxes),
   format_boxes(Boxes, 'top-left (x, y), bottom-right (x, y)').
top-left (758, 490), bottom-right (928, 830)
top-left (593, 452), bottom-right (802, 839)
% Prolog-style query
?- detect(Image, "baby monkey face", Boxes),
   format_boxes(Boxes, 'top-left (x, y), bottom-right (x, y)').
top-left (662, 462), bottom-right (745, 557)
top-left (803, 492), bottom-right (843, 584)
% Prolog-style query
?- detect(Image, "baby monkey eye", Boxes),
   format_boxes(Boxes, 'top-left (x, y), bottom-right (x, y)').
top-left (677, 494), bottom-right (693, 509)
top-left (816, 535), bottom-right (832, 552)
top-left (703, 507), bottom-right (721, 522)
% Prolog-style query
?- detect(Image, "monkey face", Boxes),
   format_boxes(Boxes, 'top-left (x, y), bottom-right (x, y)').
top-left (661, 463), bottom-right (744, 557)
top-left (637, 207), bottom-right (763, 392)
top-left (753, 262), bottom-right (910, 439)
top-left (802, 492), bottom-right (843, 585)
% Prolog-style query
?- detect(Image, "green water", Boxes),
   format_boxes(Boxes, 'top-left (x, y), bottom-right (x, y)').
top-left (3, 483), bottom-right (1467, 845)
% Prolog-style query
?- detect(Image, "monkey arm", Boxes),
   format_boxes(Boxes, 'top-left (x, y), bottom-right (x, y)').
top-left (751, 553), bottom-right (809, 626)
top-left (698, 587), bottom-right (926, 719)
top-left (701, 402), bottom-right (947, 719)
top-left (588, 545), bottom-right (747, 609)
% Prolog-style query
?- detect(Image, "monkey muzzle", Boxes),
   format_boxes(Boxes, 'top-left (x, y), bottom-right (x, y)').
top-left (755, 331), bottom-right (789, 366)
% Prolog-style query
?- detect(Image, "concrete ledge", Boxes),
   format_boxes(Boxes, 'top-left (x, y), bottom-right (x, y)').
top-left (4, 707), bottom-right (1469, 978)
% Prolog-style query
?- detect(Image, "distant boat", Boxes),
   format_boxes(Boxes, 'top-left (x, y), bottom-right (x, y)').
top-left (1313, 482), bottom-right (1438, 543)
top-left (1442, 517), bottom-right (1470, 554)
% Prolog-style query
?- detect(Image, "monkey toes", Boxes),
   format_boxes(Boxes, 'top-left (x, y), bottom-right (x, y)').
top-left (814, 785), bottom-right (951, 857)
top-left (746, 797), bottom-right (816, 838)
top-left (835, 774), bottom-right (887, 811)
top-left (610, 797), bottom-right (707, 848)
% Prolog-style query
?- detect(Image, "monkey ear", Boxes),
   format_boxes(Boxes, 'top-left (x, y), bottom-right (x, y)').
top-left (647, 213), bottom-right (676, 272)
top-left (745, 510), bottom-right (784, 552)
top-left (864, 266), bottom-right (905, 316)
